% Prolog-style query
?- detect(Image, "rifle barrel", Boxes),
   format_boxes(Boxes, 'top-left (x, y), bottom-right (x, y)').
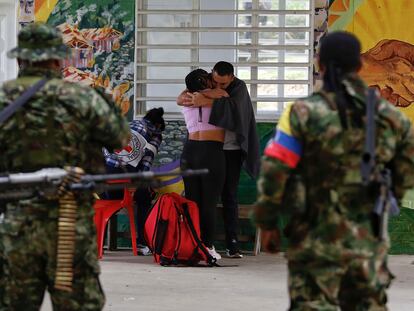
top-left (80, 168), bottom-right (209, 182)
top-left (0, 168), bottom-right (67, 185)
top-left (0, 168), bottom-right (209, 195)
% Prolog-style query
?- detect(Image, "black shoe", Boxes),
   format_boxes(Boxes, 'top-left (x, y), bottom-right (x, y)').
top-left (226, 248), bottom-right (243, 258)
top-left (226, 239), bottom-right (243, 258)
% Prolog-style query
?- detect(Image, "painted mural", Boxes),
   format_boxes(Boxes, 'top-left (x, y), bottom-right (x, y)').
top-left (33, 0), bottom-right (135, 116)
top-left (329, 0), bottom-right (414, 121)
top-left (34, 1), bottom-right (189, 194)
top-left (313, 0), bottom-right (330, 89)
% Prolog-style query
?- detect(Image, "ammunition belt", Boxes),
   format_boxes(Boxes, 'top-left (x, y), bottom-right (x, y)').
top-left (54, 167), bottom-right (84, 292)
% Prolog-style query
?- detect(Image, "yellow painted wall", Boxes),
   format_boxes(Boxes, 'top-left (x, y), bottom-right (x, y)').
top-left (34, 0), bottom-right (58, 21)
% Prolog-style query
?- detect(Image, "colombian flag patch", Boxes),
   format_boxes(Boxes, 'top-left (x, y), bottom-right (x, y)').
top-left (264, 103), bottom-right (302, 168)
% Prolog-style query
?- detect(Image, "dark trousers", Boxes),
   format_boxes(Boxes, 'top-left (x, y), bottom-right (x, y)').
top-left (102, 165), bottom-right (152, 246)
top-left (221, 150), bottom-right (243, 248)
top-left (181, 140), bottom-right (225, 248)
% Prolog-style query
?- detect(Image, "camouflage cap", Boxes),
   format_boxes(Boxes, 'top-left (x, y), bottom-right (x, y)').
top-left (7, 22), bottom-right (71, 62)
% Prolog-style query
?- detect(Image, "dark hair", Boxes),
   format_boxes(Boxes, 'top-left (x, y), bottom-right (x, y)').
top-left (319, 31), bottom-right (362, 129)
top-left (213, 61), bottom-right (234, 76)
top-left (319, 31), bottom-right (361, 77)
top-left (144, 107), bottom-right (165, 131)
top-left (185, 69), bottom-right (209, 92)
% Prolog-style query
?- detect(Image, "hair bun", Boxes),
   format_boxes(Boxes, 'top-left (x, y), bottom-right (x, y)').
top-left (144, 107), bottom-right (166, 131)
top-left (185, 69), bottom-right (209, 92)
top-left (156, 107), bottom-right (164, 116)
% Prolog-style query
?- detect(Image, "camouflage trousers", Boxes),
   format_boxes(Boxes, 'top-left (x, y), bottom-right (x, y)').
top-left (0, 230), bottom-right (6, 311)
top-left (0, 206), bottom-right (105, 311)
top-left (287, 252), bottom-right (393, 311)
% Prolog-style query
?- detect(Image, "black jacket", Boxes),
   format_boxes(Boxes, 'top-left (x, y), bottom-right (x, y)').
top-left (209, 77), bottom-right (260, 178)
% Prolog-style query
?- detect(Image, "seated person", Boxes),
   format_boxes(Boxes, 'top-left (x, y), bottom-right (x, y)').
top-left (102, 107), bottom-right (165, 255)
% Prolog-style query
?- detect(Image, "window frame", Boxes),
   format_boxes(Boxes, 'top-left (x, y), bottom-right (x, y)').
top-left (134, 0), bottom-right (314, 121)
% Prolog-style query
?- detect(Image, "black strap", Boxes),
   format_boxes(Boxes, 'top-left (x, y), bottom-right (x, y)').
top-left (365, 88), bottom-right (377, 158)
top-left (198, 107), bottom-right (202, 122)
top-left (0, 79), bottom-right (48, 125)
top-left (181, 203), bottom-right (219, 267)
top-left (361, 88), bottom-right (377, 185)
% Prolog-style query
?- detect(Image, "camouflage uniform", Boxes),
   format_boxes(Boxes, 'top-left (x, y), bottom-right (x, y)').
top-left (0, 23), bottom-right (130, 310)
top-left (0, 224), bottom-right (5, 311)
top-left (254, 74), bottom-right (414, 310)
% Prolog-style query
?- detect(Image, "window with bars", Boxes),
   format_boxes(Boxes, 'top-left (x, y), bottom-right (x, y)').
top-left (135, 0), bottom-right (313, 120)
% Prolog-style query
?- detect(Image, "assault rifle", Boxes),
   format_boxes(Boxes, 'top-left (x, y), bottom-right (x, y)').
top-left (0, 167), bottom-right (208, 200)
top-left (0, 167), bottom-right (208, 292)
top-left (360, 88), bottom-right (399, 241)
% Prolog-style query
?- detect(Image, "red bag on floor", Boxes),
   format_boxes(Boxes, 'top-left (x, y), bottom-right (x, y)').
top-left (144, 192), bottom-right (216, 266)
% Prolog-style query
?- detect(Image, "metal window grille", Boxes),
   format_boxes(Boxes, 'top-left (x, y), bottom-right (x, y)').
top-left (135, 0), bottom-right (314, 120)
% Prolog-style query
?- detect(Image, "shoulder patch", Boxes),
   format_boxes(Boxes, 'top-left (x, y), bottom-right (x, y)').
top-left (264, 103), bottom-right (302, 168)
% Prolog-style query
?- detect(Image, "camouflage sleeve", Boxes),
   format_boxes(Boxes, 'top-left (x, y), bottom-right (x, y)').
top-left (0, 89), bottom-right (9, 172)
top-left (391, 114), bottom-right (414, 199)
top-left (87, 88), bottom-right (130, 150)
top-left (253, 157), bottom-right (292, 229)
top-left (0, 89), bottom-right (6, 110)
top-left (253, 103), bottom-right (304, 230)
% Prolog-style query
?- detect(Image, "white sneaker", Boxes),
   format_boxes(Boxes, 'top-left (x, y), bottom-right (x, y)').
top-left (207, 246), bottom-right (221, 260)
top-left (137, 244), bottom-right (152, 256)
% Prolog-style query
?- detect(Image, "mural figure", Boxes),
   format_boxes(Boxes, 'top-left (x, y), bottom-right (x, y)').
top-left (18, 0), bottom-right (35, 26)
top-left (361, 39), bottom-right (414, 108)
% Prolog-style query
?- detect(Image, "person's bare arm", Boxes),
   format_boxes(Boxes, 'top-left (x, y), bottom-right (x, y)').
top-left (177, 89), bottom-right (192, 106)
top-left (201, 88), bottom-right (229, 99)
top-left (178, 88), bottom-right (228, 107)
top-left (186, 92), bottom-right (214, 107)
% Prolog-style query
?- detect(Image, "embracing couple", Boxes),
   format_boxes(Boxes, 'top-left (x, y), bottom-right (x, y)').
top-left (177, 61), bottom-right (260, 260)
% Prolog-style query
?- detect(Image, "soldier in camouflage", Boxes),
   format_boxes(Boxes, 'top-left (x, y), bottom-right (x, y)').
top-left (0, 22), bottom-right (130, 310)
top-left (253, 31), bottom-right (414, 310)
top-left (0, 229), bottom-right (5, 310)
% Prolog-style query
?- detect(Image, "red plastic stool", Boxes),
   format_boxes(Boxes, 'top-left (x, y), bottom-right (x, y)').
top-left (93, 186), bottom-right (138, 259)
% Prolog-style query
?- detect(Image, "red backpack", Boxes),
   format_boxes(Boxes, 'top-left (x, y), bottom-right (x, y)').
top-left (144, 193), bottom-right (217, 266)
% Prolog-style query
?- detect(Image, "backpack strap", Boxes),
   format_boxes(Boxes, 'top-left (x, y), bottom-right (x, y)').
top-left (0, 78), bottom-right (48, 125)
top-left (181, 202), bottom-right (219, 267)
